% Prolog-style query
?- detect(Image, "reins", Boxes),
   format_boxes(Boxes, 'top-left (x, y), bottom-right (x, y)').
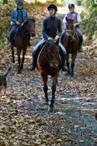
top-left (66, 29), bottom-right (76, 41)
top-left (45, 46), bottom-right (60, 66)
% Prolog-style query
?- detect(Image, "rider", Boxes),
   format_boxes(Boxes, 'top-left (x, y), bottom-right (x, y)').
top-left (8, 0), bottom-right (28, 47)
top-left (29, 4), bottom-right (67, 71)
top-left (62, 3), bottom-right (83, 51)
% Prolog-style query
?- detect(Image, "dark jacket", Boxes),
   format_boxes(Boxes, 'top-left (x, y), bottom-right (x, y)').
top-left (11, 8), bottom-right (28, 25)
top-left (42, 16), bottom-right (62, 40)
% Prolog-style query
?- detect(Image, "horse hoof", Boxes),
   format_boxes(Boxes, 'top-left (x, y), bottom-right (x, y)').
top-left (48, 107), bottom-right (53, 112)
top-left (18, 71), bottom-right (22, 74)
top-left (70, 76), bottom-right (74, 80)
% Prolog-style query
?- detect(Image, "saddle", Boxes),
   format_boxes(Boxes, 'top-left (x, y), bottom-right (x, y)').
top-left (61, 31), bottom-right (82, 47)
top-left (37, 42), bottom-right (45, 54)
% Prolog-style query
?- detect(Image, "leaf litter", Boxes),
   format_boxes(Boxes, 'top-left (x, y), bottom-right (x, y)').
top-left (0, 4), bottom-right (97, 146)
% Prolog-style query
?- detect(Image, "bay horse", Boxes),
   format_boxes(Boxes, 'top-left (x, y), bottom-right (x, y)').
top-left (37, 38), bottom-right (61, 112)
top-left (10, 18), bottom-right (35, 73)
top-left (61, 18), bottom-right (80, 79)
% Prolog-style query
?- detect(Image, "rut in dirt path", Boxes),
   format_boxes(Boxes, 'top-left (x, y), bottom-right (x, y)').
top-left (1, 46), bottom-right (96, 146)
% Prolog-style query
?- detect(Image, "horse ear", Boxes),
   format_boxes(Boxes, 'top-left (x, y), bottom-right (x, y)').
top-left (45, 40), bottom-right (50, 47)
top-left (55, 38), bottom-right (59, 45)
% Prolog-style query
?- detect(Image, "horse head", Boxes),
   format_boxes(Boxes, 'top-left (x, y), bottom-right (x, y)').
top-left (23, 18), bottom-right (35, 37)
top-left (66, 17), bottom-right (75, 41)
top-left (45, 38), bottom-right (60, 70)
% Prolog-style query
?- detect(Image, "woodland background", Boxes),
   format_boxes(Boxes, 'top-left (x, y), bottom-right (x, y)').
top-left (0, 0), bottom-right (97, 146)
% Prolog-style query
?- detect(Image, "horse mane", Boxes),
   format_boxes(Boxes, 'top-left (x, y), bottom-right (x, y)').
top-left (45, 39), bottom-right (59, 48)
top-left (47, 39), bottom-right (55, 46)
top-left (66, 17), bottom-right (74, 23)
top-left (16, 26), bottom-right (24, 36)
top-left (23, 18), bottom-right (35, 26)
top-left (16, 17), bottom-right (35, 36)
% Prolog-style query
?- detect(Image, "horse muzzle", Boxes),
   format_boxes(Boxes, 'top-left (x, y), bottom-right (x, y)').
top-left (50, 63), bottom-right (58, 71)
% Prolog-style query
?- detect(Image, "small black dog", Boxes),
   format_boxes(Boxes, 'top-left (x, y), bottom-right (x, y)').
top-left (0, 66), bottom-right (11, 95)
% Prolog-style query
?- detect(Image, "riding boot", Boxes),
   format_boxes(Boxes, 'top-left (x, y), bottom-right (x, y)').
top-left (79, 36), bottom-right (83, 52)
top-left (9, 37), bottom-right (14, 47)
top-left (28, 53), bottom-right (38, 70)
top-left (61, 54), bottom-right (68, 72)
top-left (9, 31), bottom-right (15, 47)
top-left (28, 42), bottom-right (45, 70)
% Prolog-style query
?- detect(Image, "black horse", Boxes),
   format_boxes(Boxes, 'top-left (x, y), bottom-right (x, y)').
top-left (9, 18), bottom-right (35, 73)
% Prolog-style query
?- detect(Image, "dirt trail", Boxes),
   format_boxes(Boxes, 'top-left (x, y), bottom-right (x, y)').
top-left (0, 6), bottom-right (97, 146)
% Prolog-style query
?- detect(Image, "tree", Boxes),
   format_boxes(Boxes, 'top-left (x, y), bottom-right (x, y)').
top-left (3, 0), bottom-right (8, 4)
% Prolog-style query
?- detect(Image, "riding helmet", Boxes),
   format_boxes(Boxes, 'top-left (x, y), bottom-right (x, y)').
top-left (47, 4), bottom-right (57, 12)
top-left (68, 4), bottom-right (75, 8)
top-left (17, 0), bottom-right (23, 5)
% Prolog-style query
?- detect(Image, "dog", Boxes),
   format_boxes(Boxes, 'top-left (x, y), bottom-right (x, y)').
top-left (0, 66), bottom-right (11, 95)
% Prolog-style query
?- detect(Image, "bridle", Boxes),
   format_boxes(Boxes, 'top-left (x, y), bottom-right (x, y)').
top-left (66, 29), bottom-right (76, 41)
top-left (45, 45), bottom-right (60, 67)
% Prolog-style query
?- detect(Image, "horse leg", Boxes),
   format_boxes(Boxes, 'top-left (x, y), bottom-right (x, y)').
top-left (70, 52), bottom-right (77, 78)
top-left (41, 72), bottom-right (48, 104)
top-left (66, 54), bottom-right (70, 73)
top-left (17, 49), bottom-right (21, 74)
top-left (21, 49), bottom-right (26, 70)
top-left (50, 75), bottom-right (58, 112)
top-left (11, 46), bottom-right (15, 63)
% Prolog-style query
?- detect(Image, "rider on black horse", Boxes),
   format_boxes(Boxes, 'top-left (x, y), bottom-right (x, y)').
top-left (28, 4), bottom-right (67, 72)
top-left (8, 0), bottom-right (28, 47)
top-left (62, 3), bottom-right (83, 52)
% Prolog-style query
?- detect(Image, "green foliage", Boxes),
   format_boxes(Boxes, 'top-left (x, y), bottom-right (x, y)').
top-left (81, 0), bottom-right (97, 41)
top-left (0, 2), bottom-right (15, 48)
top-left (0, 0), bottom-right (12, 4)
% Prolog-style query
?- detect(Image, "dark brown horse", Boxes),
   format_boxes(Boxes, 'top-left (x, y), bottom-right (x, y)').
top-left (10, 18), bottom-right (35, 73)
top-left (37, 38), bottom-right (61, 112)
top-left (61, 18), bottom-right (80, 79)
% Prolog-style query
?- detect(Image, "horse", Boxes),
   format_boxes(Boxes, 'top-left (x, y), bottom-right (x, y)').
top-left (61, 18), bottom-right (80, 79)
top-left (37, 38), bottom-right (61, 112)
top-left (9, 18), bottom-right (35, 73)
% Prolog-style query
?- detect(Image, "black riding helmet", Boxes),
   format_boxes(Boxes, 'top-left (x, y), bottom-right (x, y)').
top-left (47, 4), bottom-right (57, 13)
top-left (17, 0), bottom-right (23, 6)
top-left (68, 4), bottom-right (75, 8)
